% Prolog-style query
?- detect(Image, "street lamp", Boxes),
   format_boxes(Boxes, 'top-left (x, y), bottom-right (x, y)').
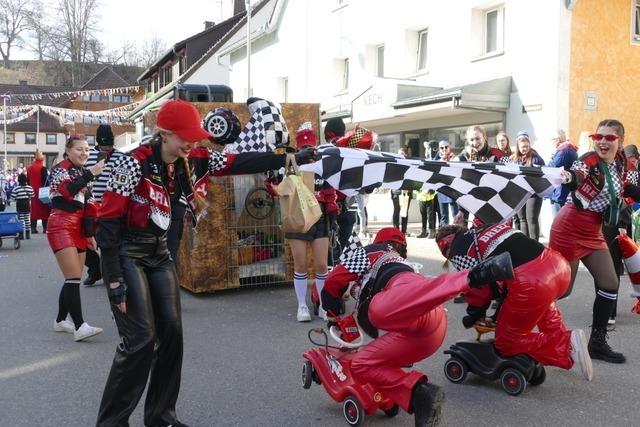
top-left (245, 0), bottom-right (253, 98)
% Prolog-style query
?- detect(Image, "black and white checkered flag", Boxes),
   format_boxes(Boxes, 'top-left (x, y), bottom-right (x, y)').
top-left (339, 231), bottom-right (364, 263)
top-left (225, 98), bottom-right (288, 153)
top-left (300, 146), bottom-right (565, 224)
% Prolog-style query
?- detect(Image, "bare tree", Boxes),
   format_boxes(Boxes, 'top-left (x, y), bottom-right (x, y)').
top-left (52, 0), bottom-right (101, 85)
top-left (139, 36), bottom-right (167, 69)
top-left (0, 0), bottom-right (33, 68)
top-left (23, 0), bottom-right (55, 61)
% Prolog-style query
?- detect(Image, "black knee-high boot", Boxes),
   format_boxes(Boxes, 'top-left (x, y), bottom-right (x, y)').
top-left (589, 288), bottom-right (625, 363)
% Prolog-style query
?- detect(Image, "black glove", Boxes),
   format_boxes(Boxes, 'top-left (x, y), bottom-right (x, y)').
top-left (108, 282), bottom-right (127, 305)
top-left (295, 147), bottom-right (317, 165)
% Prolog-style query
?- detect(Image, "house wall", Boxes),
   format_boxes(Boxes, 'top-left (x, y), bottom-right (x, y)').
top-left (569, 0), bottom-right (640, 148)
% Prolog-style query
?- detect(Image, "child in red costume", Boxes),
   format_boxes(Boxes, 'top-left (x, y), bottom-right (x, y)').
top-left (435, 222), bottom-right (593, 381)
top-left (321, 227), bottom-right (514, 427)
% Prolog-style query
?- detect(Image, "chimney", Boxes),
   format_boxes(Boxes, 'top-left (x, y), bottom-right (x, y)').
top-left (234, 0), bottom-right (246, 15)
top-left (204, 21), bottom-right (215, 30)
top-left (19, 80), bottom-right (28, 86)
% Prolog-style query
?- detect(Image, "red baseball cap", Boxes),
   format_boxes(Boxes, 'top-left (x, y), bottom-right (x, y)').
top-left (156, 99), bottom-right (213, 143)
top-left (373, 227), bottom-right (406, 246)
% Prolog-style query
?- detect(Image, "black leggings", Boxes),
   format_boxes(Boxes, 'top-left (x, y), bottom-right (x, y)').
top-left (97, 236), bottom-right (183, 427)
top-left (391, 194), bottom-right (411, 233)
top-left (516, 196), bottom-right (543, 241)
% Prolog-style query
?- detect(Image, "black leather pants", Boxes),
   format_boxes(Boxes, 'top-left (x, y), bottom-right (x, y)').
top-left (97, 234), bottom-right (183, 427)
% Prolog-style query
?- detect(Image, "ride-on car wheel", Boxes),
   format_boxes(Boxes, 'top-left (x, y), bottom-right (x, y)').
top-left (529, 364), bottom-right (546, 386)
top-left (383, 404), bottom-right (399, 417)
top-left (343, 396), bottom-right (365, 426)
top-left (444, 357), bottom-right (468, 383)
top-left (500, 368), bottom-right (527, 396)
top-left (0, 238), bottom-right (3, 248)
top-left (302, 360), bottom-right (313, 389)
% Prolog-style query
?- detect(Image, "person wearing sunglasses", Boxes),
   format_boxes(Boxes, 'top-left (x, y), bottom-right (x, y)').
top-left (550, 119), bottom-right (640, 364)
top-left (436, 140), bottom-right (459, 226)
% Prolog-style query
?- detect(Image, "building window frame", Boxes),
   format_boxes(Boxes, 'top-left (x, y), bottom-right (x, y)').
top-left (484, 5), bottom-right (505, 55)
top-left (632, 0), bottom-right (640, 44)
top-left (342, 58), bottom-right (350, 91)
top-left (46, 133), bottom-right (57, 145)
top-left (376, 44), bottom-right (385, 77)
top-left (5, 132), bottom-right (15, 144)
top-left (25, 133), bottom-right (36, 145)
top-left (86, 135), bottom-right (95, 146)
top-left (416, 28), bottom-right (429, 72)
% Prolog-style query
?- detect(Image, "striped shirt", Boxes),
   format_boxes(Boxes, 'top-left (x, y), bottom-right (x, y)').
top-left (85, 147), bottom-right (125, 204)
top-left (10, 185), bottom-right (35, 213)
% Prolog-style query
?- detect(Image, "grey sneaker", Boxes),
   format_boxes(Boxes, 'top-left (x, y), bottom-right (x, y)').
top-left (74, 322), bottom-right (103, 342)
top-left (53, 319), bottom-right (75, 333)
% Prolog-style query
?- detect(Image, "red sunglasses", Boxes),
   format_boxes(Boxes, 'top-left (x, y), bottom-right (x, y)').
top-left (589, 133), bottom-right (619, 142)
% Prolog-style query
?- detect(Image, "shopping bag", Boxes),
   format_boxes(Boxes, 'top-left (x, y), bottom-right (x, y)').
top-left (276, 154), bottom-right (322, 233)
top-left (38, 186), bottom-right (51, 205)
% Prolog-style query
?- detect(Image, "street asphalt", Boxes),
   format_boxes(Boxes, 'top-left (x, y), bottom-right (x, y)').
top-left (0, 224), bottom-right (639, 427)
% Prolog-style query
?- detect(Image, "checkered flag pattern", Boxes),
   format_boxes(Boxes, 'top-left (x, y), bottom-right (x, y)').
top-left (342, 246), bottom-right (371, 275)
top-left (107, 155), bottom-right (142, 197)
top-left (225, 98), bottom-right (288, 153)
top-left (300, 146), bottom-right (565, 224)
top-left (347, 127), bottom-right (367, 148)
top-left (450, 254), bottom-right (479, 272)
top-left (339, 232), bottom-right (364, 263)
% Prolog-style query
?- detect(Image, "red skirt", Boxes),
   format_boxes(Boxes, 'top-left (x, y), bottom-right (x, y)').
top-left (47, 209), bottom-right (89, 252)
top-left (549, 203), bottom-right (607, 262)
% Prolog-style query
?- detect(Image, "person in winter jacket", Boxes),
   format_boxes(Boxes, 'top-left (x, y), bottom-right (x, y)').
top-left (547, 129), bottom-right (578, 217)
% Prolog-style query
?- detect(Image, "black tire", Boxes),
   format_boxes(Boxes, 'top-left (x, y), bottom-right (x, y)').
top-left (500, 368), bottom-right (527, 396)
top-left (529, 365), bottom-right (546, 386)
top-left (312, 298), bottom-right (319, 316)
top-left (0, 238), bottom-right (3, 248)
top-left (444, 357), bottom-right (468, 383)
top-left (383, 404), bottom-right (399, 418)
top-left (343, 396), bottom-right (364, 426)
top-left (302, 360), bottom-right (313, 389)
top-left (14, 238), bottom-right (20, 250)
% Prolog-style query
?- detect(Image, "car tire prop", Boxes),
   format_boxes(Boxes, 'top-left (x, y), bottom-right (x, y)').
top-left (444, 357), bottom-right (468, 383)
top-left (500, 368), bottom-right (527, 396)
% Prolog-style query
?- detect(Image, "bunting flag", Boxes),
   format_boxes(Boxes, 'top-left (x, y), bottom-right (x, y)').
top-left (6, 85), bottom-right (142, 101)
top-left (39, 101), bottom-right (143, 125)
top-left (299, 145), bottom-right (565, 224)
top-left (0, 107), bottom-right (38, 125)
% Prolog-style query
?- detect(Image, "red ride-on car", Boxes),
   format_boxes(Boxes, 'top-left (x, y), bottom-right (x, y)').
top-left (302, 324), bottom-right (404, 426)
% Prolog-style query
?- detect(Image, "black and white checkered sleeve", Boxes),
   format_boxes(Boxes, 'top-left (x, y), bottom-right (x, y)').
top-left (208, 150), bottom-right (229, 174)
top-left (342, 247), bottom-right (371, 276)
top-left (450, 255), bottom-right (479, 272)
top-left (49, 166), bottom-right (70, 193)
top-left (106, 155), bottom-right (142, 197)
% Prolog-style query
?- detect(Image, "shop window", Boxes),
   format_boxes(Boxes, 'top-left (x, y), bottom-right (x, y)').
top-left (376, 44), bottom-right (385, 77)
top-left (417, 29), bottom-right (428, 71)
top-left (46, 134), bottom-right (57, 145)
top-left (5, 132), bottom-right (15, 144)
top-left (25, 133), bottom-right (36, 144)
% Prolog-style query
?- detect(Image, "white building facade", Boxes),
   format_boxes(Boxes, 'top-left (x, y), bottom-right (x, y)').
top-left (217, 0), bottom-right (572, 163)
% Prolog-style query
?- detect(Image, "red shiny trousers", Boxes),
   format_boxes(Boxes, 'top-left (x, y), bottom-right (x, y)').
top-left (494, 248), bottom-right (573, 369)
top-left (351, 270), bottom-right (470, 412)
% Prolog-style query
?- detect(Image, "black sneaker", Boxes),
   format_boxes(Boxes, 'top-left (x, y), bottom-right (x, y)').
top-left (83, 276), bottom-right (101, 287)
top-left (417, 231), bottom-right (428, 238)
top-left (453, 294), bottom-right (465, 304)
top-left (588, 328), bottom-right (625, 364)
top-left (412, 382), bottom-right (444, 427)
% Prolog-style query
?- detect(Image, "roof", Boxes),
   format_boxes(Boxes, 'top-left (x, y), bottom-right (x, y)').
top-left (81, 66), bottom-right (132, 90)
top-left (137, 11), bottom-right (246, 82)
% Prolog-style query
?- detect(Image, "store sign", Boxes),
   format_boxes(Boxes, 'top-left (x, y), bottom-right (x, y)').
top-left (352, 80), bottom-right (398, 122)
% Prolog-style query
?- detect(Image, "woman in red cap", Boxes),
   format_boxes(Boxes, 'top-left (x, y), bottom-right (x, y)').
top-left (321, 227), bottom-right (514, 427)
top-left (286, 122), bottom-right (338, 322)
top-left (435, 222), bottom-right (593, 382)
top-left (96, 100), bottom-right (315, 427)
top-left (48, 134), bottom-right (105, 342)
top-left (550, 119), bottom-right (640, 364)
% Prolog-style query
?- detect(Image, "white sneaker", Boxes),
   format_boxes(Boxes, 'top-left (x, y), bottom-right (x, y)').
top-left (74, 322), bottom-right (103, 342)
top-left (53, 319), bottom-right (75, 333)
top-left (297, 305), bottom-right (311, 322)
top-left (318, 306), bottom-right (328, 321)
top-left (570, 329), bottom-right (593, 381)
